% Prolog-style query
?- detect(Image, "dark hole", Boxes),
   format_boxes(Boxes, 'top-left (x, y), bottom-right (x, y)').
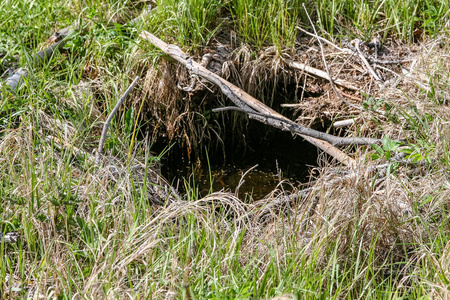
top-left (151, 79), bottom-right (326, 199)
top-left (154, 115), bottom-right (320, 199)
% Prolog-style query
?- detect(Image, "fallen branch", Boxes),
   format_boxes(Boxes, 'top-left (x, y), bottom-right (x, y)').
top-left (140, 30), bottom-right (357, 166)
top-left (97, 76), bottom-right (140, 164)
top-left (372, 58), bottom-right (414, 65)
top-left (1, 26), bottom-right (72, 97)
top-left (213, 106), bottom-right (381, 146)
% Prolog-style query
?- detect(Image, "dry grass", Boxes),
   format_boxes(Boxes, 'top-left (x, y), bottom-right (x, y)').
top-left (2, 0), bottom-right (450, 298)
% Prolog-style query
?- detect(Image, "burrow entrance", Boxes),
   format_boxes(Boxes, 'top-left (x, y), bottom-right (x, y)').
top-left (158, 127), bottom-right (319, 199)
top-left (150, 91), bottom-right (327, 199)
top-left (139, 47), bottom-right (340, 199)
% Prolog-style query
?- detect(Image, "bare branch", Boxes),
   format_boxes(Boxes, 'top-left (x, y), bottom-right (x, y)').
top-left (214, 106), bottom-right (381, 146)
top-left (97, 76), bottom-right (140, 165)
top-left (140, 30), bottom-right (357, 166)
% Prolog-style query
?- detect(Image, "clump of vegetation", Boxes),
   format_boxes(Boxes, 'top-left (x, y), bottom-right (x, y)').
top-left (314, 0), bottom-right (449, 41)
top-left (1, 0), bottom-right (450, 298)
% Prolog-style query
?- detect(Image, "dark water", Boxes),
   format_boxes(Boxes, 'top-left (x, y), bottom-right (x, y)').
top-left (159, 129), bottom-right (319, 199)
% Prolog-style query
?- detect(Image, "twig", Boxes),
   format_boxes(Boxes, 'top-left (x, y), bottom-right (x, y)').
top-left (338, 89), bottom-right (361, 102)
top-left (212, 106), bottom-right (254, 114)
top-left (247, 112), bottom-right (381, 146)
top-left (280, 103), bottom-right (302, 108)
top-left (285, 59), bottom-right (360, 92)
top-left (97, 76), bottom-right (140, 164)
top-left (333, 119), bottom-right (355, 128)
top-left (372, 58), bottom-right (414, 64)
top-left (354, 39), bottom-right (384, 87)
top-left (296, 26), bottom-right (349, 54)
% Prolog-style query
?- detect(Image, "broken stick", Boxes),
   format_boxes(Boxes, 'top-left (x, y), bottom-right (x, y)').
top-left (213, 106), bottom-right (380, 146)
top-left (1, 26), bottom-right (73, 97)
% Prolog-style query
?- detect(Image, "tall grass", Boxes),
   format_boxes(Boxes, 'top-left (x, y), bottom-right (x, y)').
top-left (231, 0), bottom-right (306, 50)
top-left (1, 0), bottom-right (450, 298)
top-left (143, 0), bottom-right (227, 48)
top-left (314, 0), bottom-right (450, 41)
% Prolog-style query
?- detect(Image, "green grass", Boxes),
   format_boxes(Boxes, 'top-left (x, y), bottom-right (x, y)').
top-left (314, 0), bottom-right (450, 41)
top-left (142, 0), bottom-right (228, 48)
top-left (231, 0), bottom-right (306, 50)
top-left (1, 0), bottom-right (450, 298)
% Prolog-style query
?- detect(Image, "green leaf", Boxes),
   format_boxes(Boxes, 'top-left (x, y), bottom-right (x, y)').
top-left (372, 144), bottom-right (384, 158)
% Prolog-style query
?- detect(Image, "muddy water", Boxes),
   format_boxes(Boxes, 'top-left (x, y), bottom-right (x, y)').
top-left (159, 130), bottom-right (319, 199)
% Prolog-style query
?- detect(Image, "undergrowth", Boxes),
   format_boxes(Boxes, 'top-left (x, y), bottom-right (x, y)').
top-left (0, 0), bottom-right (450, 299)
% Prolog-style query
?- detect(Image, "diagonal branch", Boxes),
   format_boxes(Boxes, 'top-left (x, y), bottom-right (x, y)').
top-left (97, 76), bottom-right (140, 165)
top-left (140, 31), bottom-right (361, 166)
top-left (213, 106), bottom-right (381, 146)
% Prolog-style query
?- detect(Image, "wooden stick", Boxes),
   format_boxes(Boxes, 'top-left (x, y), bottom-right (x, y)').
top-left (333, 119), bottom-right (355, 128)
top-left (97, 76), bottom-right (140, 164)
top-left (140, 31), bottom-right (356, 166)
top-left (285, 59), bottom-right (360, 92)
top-left (213, 106), bottom-right (381, 146)
top-left (354, 39), bottom-right (384, 88)
top-left (1, 27), bottom-right (72, 97)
